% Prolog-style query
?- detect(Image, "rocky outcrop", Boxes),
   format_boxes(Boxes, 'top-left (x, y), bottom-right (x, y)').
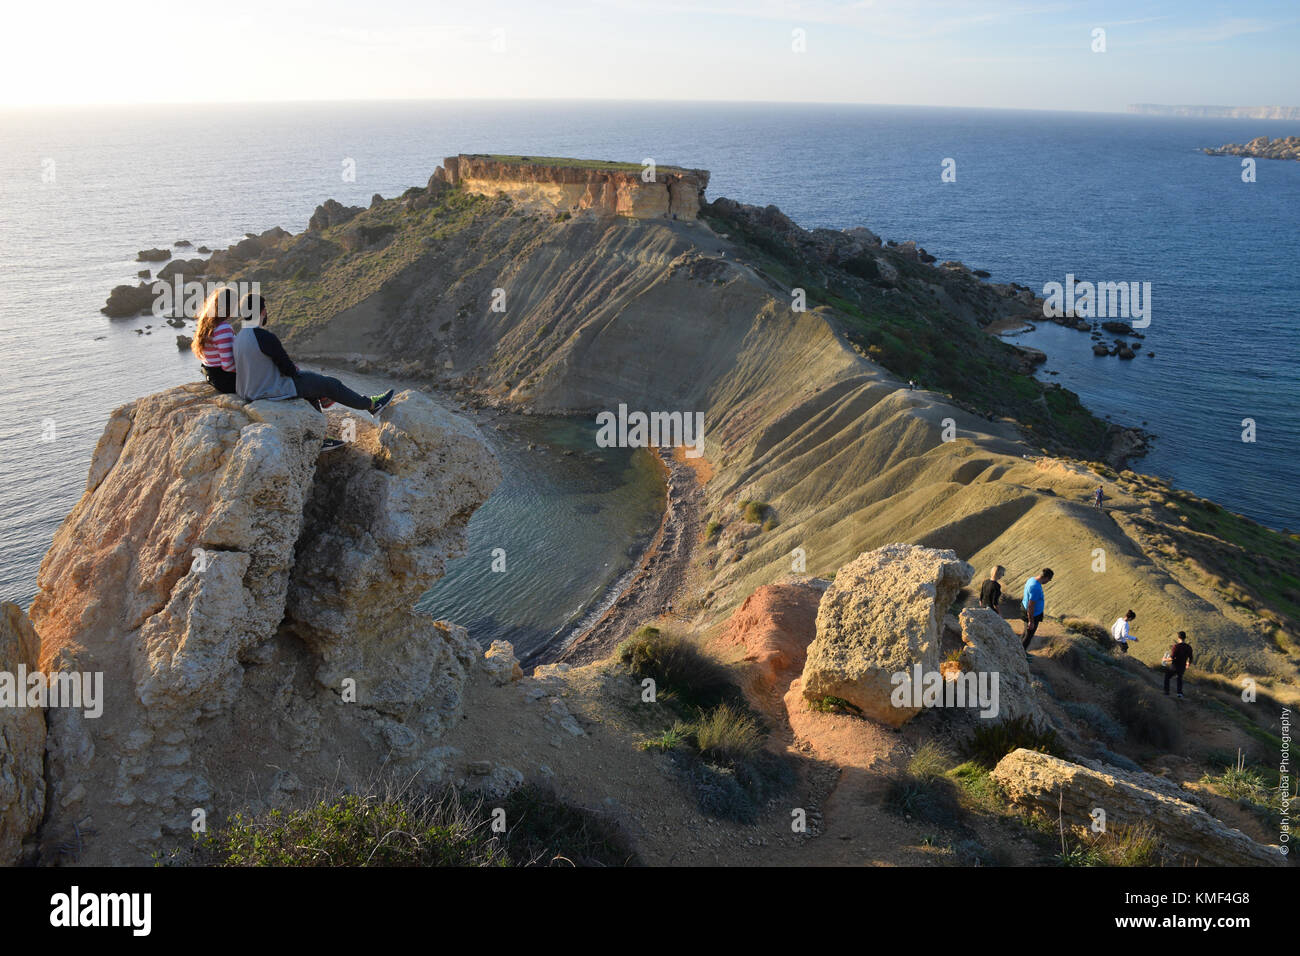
top-left (136, 248), bottom-right (171, 263)
top-left (801, 544), bottom-right (973, 726)
top-left (718, 583), bottom-right (822, 696)
top-left (946, 608), bottom-right (1045, 724)
top-left (27, 384), bottom-right (499, 863)
top-left (0, 603), bottom-right (45, 865)
top-left (307, 199), bottom-right (364, 232)
top-left (101, 282), bottom-right (155, 318)
top-left (1203, 135), bottom-right (1300, 161)
top-left (433, 154), bottom-right (710, 221)
top-left (991, 749), bottom-right (1288, 867)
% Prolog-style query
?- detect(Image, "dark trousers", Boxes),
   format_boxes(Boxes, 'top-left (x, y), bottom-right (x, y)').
top-left (294, 371), bottom-right (371, 411)
top-left (1022, 613), bottom-right (1042, 649)
top-left (202, 365), bottom-right (237, 394)
top-left (1164, 667), bottom-right (1185, 695)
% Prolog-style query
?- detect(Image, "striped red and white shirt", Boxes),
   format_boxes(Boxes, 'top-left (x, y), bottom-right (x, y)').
top-left (202, 322), bottom-right (236, 371)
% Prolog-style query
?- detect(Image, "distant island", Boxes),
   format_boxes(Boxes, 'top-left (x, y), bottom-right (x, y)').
top-left (1203, 135), bottom-right (1300, 161)
top-left (1128, 103), bottom-right (1300, 120)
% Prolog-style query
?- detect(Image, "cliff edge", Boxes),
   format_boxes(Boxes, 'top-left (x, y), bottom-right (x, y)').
top-left (26, 385), bottom-right (500, 864)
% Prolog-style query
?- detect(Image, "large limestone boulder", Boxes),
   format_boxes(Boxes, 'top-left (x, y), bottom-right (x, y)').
top-left (802, 544), bottom-right (973, 726)
top-left (991, 749), bottom-right (1288, 867)
top-left (0, 603), bottom-right (45, 865)
top-left (947, 607), bottom-right (1045, 725)
top-left (27, 385), bottom-right (499, 864)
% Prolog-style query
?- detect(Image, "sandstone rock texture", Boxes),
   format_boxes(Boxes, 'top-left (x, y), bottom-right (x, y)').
top-left (717, 582), bottom-right (822, 696)
top-left (0, 603), bottom-right (45, 865)
top-left (802, 544), bottom-right (973, 726)
top-left (27, 384), bottom-right (499, 864)
top-left (434, 154), bottom-right (710, 221)
top-left (950, 607), bottom-right (1045, 725)
top-left (992, 749), bottom-right (1288, 867)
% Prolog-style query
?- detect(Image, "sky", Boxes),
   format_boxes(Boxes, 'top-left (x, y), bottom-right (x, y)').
top-left (3, 0), bottom-right (1297, 111)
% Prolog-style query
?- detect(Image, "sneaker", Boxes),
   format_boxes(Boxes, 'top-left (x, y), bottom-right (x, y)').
top-left (321, 438), bottom-right (347, 452)
top-left (1177, 693), bottom-right (1185, 699)
top-left (318, 397), bottom-right (336, 409)
top-left (369, 389), bottom-right (395, 417)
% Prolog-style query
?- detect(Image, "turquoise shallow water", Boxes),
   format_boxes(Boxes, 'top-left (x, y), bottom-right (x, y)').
top-left (1, 101), bottom-right (1296, 609)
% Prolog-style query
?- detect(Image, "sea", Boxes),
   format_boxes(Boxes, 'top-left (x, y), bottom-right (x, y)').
top-left (1, 100), bottom-right (1296, 632)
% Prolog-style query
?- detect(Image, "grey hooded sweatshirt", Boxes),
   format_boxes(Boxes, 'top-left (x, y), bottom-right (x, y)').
top-left (233, 325), bottom-right (299, 401)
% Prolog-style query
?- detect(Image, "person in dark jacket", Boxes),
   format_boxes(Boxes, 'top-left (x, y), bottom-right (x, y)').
top-left (232, 293), bottom-right (394, 414)
top-left (1163, 631), bottom-right (1194, 697)
top-left (979, 566), bottom-right (1004, 612)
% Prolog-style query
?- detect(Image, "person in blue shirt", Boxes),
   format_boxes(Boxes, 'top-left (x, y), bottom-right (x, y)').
top-left (1020, 567), bottom-right (1053, 650)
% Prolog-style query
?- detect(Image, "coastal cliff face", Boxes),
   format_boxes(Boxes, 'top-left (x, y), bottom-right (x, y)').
top-left (0, 604), bottom-right (45, 864)
top-left (433, 154), bottom-right (710, 220)
top-left (27, 385), bottom-right (499, 864)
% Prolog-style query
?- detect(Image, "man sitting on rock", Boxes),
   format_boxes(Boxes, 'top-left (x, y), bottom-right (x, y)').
top-left (233, 292), bottom-right (394, 418)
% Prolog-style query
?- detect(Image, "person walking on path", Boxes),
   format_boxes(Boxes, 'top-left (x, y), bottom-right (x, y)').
top-left (1111, 610), bottom-right (1138, 654)
top-left (979, 566), bottom-right (1004, 612)
top-left (1020, 568), bottom-right (1053, 650)
top-left (1163, 631), bottom-right (1194, 697)
top-left (1094, 485), bottom-right (1104, 509)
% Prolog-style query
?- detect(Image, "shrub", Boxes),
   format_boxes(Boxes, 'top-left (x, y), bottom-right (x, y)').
top-left (1062, 823), bottom-right (1161, 867)
top-left (693, 703), bottom-right (762, 766)
top-left (1061, 701), bottom-right (1126, 743)
top-left (908, 741), bottom-right (954, 781)
top-left (705, 519), bottom-right (722, 540)
top-left (495, 784), bottom-right (640, 866)
top-left (638, 722), bottom-right (691, 752)
top-left (966, 715), bottom-right (1061, 768)
top-left (761, 517), bottom-right (779, 532)
top-left (808, 695), bottom-right (863, 715)
top-left (741, 500), bottom-right (768, 523)
top-left (884, 775), bottom-right (966, 830)
top-left (176, 791), bottom-right (505, 867)
top-left (1063, 618), bottom-right (1113, 649)
top-left (170, 784), bottom-right (638, 868)
top-left (617, 627), bottom-right (738, 710)
top-left (1111, 686), bottom-right (1182, 751)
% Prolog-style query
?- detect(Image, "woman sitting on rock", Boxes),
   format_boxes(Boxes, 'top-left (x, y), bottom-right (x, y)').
top-left (191, 286), bottom-right (239, 394)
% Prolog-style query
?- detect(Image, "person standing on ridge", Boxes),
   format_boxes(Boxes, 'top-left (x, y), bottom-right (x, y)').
top-left (1094, 485), bottom-right (1104, 509)
top-left (1163, 631), bottom-right (1194, 698)
top-left (1020, 568), bottom-right (1052, 650)
top-left (1111, 609), bottom-right (1138, 654)
top-left (979, 565), bottom-right (1005, 612)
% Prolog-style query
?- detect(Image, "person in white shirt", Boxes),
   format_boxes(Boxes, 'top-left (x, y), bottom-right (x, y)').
top-left (1111, 610), bottom-right (1137, 654)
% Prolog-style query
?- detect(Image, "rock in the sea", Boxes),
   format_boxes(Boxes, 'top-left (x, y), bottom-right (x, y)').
top-left (801, 543), bottom-right (974, 726)
top-left (175, 334), bottom-right (192, 350)
top-left (174, 239), bottom-right (192, 248)
top-left (0, 603), bottom-right (46, 865)
top-left (197, 245), bottom-right (211, 254)
top-left (1091, 343), bottom-right (1110, 356)
top-left (991, 749), bottom-right (1288, 866)
top-left (102, 282), bottom-right (156, 318)
top-left (156, 257), bottom-right (207, 281)
top-left (136, 248), bottom-right (171, 263)
top-left (136, 269), bottom-right (150, 279)
top-left (28, 385), bottom-right (499, 863)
